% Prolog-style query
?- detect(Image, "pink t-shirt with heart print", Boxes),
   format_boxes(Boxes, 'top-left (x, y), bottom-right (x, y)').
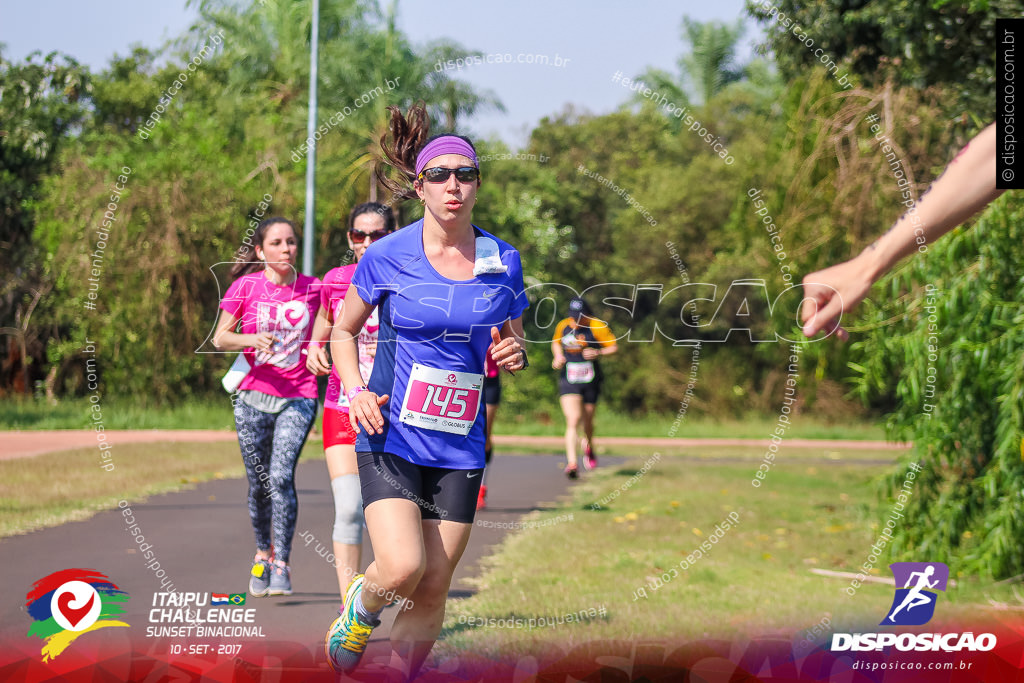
top-left (220, 271), bottom-right (321, 398)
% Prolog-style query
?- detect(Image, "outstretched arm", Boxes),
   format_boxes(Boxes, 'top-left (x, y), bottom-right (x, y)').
top-left (801, 124), bottom-right (1004, 339)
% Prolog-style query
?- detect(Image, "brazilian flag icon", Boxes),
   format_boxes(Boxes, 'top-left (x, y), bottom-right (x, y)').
top-left (229, 593), bottom-right (246, 606)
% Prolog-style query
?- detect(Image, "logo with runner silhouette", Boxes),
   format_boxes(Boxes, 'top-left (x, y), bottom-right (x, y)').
top-left (882, 562), bottom-right (949, 626)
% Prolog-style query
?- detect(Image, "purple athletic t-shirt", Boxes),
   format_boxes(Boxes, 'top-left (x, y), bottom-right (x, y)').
top-left (352, 221), bottom-right (528, 468)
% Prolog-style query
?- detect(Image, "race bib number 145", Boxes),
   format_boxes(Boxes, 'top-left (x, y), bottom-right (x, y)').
top-left (400, 364), bottom-right (483, 435)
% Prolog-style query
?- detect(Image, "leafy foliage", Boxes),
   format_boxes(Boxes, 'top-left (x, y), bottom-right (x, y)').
top-left (28, 0), bottom-right (497, 401)
top-left (746, 0), bottom-right (1012, 118)
top-left (850, 194), bottom-right (1024, 578)
top-left (0, 48), bottom-right (91, 393)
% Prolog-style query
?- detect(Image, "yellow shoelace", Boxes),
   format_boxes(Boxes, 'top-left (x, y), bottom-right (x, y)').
top-left (340, 617), bottom-right (373, 652)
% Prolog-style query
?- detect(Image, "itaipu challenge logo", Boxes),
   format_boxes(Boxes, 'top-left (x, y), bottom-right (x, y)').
top-left (25, 569), bottom-right (129, 662)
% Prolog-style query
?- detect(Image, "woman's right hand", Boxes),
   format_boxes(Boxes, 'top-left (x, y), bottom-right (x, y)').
top-left (552, 355), bottom-right (566, 370)
top-left (251, 331), bottom-right (277, 353)
top-left (349, 390), bottom-right (390, 435)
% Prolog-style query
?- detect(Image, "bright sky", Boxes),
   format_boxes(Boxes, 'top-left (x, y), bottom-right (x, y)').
top-left (0, 0), bottom-right (759, 146)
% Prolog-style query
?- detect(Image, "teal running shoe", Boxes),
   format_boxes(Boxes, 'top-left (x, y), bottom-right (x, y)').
top-left (325, 574), bottom-right (378, 672)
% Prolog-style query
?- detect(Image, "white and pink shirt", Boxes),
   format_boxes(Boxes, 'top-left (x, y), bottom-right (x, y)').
top-left (320, 265), bottom-right (380, 412)
top-left (220, 271), bottom-right (321, 399)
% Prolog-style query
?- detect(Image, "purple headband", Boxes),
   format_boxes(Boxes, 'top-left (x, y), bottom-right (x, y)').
top-left (414, 136), bottom-right (478, 177)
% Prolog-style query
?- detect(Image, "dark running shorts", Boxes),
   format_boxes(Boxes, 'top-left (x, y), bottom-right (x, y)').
top-left (558, 377), bottom-right (601, 404)
top-left (357, 451), bottom-right (483, 524)
top-left (483, 376), bottom-right (501, 406)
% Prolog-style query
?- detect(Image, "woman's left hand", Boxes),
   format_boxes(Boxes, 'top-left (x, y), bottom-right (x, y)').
top-left (490, 326), bottom-right (526, 374)
top-left (581, 348), bottom-right (600, 360)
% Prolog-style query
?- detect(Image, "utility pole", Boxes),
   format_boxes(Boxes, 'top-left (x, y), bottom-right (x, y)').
top-left (302, 0), bottom-right (320, 276)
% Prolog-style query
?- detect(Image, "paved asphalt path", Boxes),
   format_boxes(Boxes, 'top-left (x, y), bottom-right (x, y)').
top-left (1, 449), bottom-right (626, 679)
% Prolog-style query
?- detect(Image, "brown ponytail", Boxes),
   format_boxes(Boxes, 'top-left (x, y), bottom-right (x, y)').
top-left (376, 103), bottom-right (431, 201)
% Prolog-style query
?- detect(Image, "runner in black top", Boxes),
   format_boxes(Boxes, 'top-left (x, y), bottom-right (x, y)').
top-left (551, 297), bottom-right (618, 478)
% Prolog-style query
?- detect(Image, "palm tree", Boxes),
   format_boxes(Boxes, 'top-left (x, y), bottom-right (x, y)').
top-left (679, 17), bottom-right (745, 106)
top-left (634, 16), bottom-right (747, 112)
top-left (418, 40), bottom-right (505, 132)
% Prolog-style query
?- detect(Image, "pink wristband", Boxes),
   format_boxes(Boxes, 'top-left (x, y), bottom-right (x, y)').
top-left (346, 385), bottom-right (367, 402)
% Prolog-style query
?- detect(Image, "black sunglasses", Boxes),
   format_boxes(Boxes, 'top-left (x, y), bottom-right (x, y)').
top-left (349, 228), bottom-right (391, 243)
top-left (418, 166), bottom-right (480, 184)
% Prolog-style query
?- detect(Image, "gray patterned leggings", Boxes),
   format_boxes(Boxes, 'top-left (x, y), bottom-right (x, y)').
top-left (233, 398), bottom-right (316, 563)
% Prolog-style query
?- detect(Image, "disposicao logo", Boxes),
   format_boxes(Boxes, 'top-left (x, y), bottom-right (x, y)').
top-left (883, 562), bottom-right (948, 626)
top-left (25, 569), bottom-right (129, 662)
top-left (831, 562), bottom-right (996, 653)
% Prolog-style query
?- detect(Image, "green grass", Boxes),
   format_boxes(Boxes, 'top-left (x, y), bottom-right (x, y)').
top-left (494, 412), bottom-right (889, 441)
top-left (497, 443), bottom-right (904, 464)
top-left (433, 450), bottom-right (1016, 664)
top-left (0, 435), bottom-right (899, 539)
top-left (0, 438), bottom-right (323, 537)
top-left (494, 411), bottom-right (889, 441)
top-left (1, 395), bottom-right (889, 441)
top-left (493, 417), bottom-right (888, 444)
top-left (0, 396), bottom-right (237, 430)
top-left (599, 444), bottom-right (900, 462)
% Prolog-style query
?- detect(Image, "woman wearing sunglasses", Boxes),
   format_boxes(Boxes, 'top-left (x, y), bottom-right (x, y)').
top-left (306, 202), bottom-right (396, 599)
top-left (325, 104), bottom-right (529, 678)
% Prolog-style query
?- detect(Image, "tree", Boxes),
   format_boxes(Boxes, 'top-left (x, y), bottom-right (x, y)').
top-left (679, 17), bottom-right (747, 106)
top-left (636, 16), bottom-right (747, 108)
top-left (746, 0), bottom-right (1015, 118)
top-left (747, 0), bottom-right (1023, 577)
top-left (419, 40), bottom-right (505, 132)
top-left (0, 48), bottom-right (90, 394)
top-left (187, 0), bottom-right (504, 269)
top-left (33, 55), bottom-right (278, 400)
top-left (89, 47), bottom-right (165, 133)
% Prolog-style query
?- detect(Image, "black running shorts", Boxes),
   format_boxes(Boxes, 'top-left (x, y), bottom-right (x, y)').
top-left (483, 375), bottom-right (501, 406)
top-left (558, 377), bottom-right (601, 404)
top-left (357, 451), bottom-right (482, 524)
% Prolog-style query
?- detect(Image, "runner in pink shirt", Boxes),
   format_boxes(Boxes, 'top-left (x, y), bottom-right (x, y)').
top-left (214, 217), bottom-right (321, 597)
